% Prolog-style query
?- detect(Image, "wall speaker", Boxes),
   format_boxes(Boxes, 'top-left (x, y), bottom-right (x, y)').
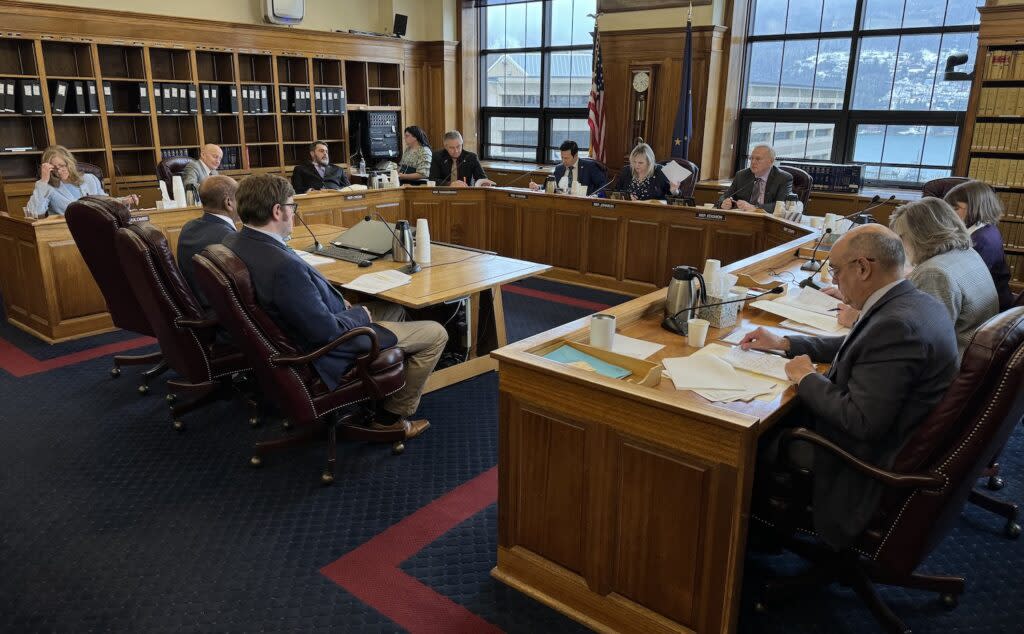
top-left (393, 14), bottom-right (408, 37)
top-left (264, 0), bottom-right (304, 26)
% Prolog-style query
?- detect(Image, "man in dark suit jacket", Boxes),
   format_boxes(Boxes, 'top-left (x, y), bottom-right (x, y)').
top-left (428, 130), bottom-right (495, 187)
top-left (220, 174), bottom-right (444, 436)
top-left (529, 140), bottom-right (607, 195)
top-left (741, 224), bottom-right (958, 548)
top-left (291, 141), bottom-right (351, 193)
top-left (176, 175), bottom-right (239, 307)
top-left (720, 144), bottom-right (793, 212)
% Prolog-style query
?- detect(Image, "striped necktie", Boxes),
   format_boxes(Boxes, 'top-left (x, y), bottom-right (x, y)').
top-left (752, 178), bottom-right (765, 205)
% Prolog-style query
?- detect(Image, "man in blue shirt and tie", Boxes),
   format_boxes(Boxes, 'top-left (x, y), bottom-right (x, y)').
top-left (529, 140), bottom-right (608, 196)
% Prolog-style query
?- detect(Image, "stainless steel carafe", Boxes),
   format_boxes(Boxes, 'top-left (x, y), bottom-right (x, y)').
top-left (392, 220), bottom-right (414, 262)
top-left (665, 265), bottom-right (706, 323)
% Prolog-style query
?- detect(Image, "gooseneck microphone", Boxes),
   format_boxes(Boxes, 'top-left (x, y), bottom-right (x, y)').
top-left (371, 213), bottom-right (421, 274)
top-left (587, 177), bottom-right (616, 198)
top-left (716, 176), bottom-right (758, 208)
top-left (799, 228), bottom-right (833, 272)
top-left (662, 286), bottom-right (785, 335)
top-left (845, 194), bottom-right (895, 225)
top-left (294, 209), bottom-right (324, 252)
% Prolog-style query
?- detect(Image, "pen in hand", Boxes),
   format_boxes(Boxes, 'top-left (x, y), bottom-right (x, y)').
top-left (828, 307), bottom-right (840, 312)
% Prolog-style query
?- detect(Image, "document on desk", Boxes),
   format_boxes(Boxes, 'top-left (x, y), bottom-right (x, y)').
top-left (543, 345), bottom-right (631, 379)
top-left (660, 160), bottom-right (692, 186)
top-left (774, 286), bottom-right (841, 316)
top-left (662, 353), bottom-right (777, 402)
top-left (607, 334), bottom-right (664, 360)
top-left (295, 251), bottom-right (335, 267)
top-left (342, 270), bottom-right (412, 295)
top-left (750, 298), bottom-right (844, 332)
top-left (723, 346), bottom-right (790, 381)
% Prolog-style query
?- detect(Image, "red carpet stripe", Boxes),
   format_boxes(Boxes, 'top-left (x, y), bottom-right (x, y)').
top-left (321, 466), bottom-right (500, 634)
top-left (503, 284), bottom-right (611, 312)
top-left (0, 336), bottom-right (156, 378)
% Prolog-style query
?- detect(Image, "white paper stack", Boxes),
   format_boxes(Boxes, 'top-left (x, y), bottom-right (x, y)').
top-left (661, 160), bottom-right (693, 187)
top-left (662, 346), bottom-right (781, 403)
top-left (607, 334), bottom-right (664, 360)
top-left (342, 269), bottom-right (412, 294)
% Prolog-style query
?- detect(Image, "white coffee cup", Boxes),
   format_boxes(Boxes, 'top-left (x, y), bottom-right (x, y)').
top-left (687, 318), bottom-right (710, 348)
top-left (155, 201), bottom-right (165, 210)
top-left (426, 180), bottom-right (436, 188)
top-left (703, 203), bottom-right (715, 208)
top-left (590, 314), bottom-right (616, 350)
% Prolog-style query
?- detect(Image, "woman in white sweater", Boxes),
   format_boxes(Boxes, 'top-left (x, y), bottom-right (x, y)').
top-left (25, 145), bottom-right (137, 217)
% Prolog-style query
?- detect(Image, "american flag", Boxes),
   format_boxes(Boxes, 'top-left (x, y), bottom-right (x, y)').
top-left (588, 29), bottom-right (606, 163)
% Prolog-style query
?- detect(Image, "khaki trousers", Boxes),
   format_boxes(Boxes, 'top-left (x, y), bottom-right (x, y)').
top-left (376, 319), bottom-right (448, 417)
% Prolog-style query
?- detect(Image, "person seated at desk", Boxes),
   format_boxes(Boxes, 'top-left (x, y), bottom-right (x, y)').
top-left (528, 140), bottom-right (607, 195)
top-left (611, 143), bottom-right (681, 201)
top-left (428, 130), bottom-right (496, 187)
top-left (176, 175), bottom-right (239, 307)
top-left (944, 180), bottom-right (1015, 310)
top-left (719, 144), bottom-right (792, 212)
top-left (24, 145), bottom-right (138, 218)
top-left (222, 174), bottom-right (446, 437)
top-left (740, 224), bottom-right (958, 549)
top-left (291, 140), bottom-right (351, 192)
top-left (181, 144), bottom-right (223, 190)
top-left (398, 126), bottom-right (432, 182)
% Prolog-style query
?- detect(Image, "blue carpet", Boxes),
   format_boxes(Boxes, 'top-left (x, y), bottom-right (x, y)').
top-left (0, 279), bottom-right (1021, 633)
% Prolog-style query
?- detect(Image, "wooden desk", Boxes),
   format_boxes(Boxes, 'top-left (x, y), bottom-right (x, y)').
top-left (490, 233), bottom-right (825, 634)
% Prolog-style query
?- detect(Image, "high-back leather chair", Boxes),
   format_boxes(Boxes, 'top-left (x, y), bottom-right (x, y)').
top-left (76, 161), bottom-right (104, 181)
top-left (754, 307), bottom-right (1024, 632)
top-left (114, 222), bottom-right (255, 431)
top-left (922, 176), bottom-right (970, 199)
top-left (778, 164), bottom-right (812, 205)
top-left (659, 158), bottom-right (700, 199)
top-left (192, 244), bottom-right (410, 483)
top-left (65, 197), bottom-right (165, 392)
top-left (156, 157), bottom-right (193, 200)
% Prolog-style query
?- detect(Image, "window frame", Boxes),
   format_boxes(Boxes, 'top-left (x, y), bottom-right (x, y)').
top-left (478, 0), bottom-right (595, 164)
top-left (737, 0), bottom-right (980, 187)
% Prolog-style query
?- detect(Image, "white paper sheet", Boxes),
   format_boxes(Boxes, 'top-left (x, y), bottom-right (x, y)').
top-left (719, 329), bottom-right (749, 345)
top-left (661, 160), bottom-right (693, 186)
top-left (750, 299), bottom-right (844, 332)
top-left (342, 270), bottom-right (412, 294)
top-left (779, 319), bottom-right (850, 337)
top-left (607, 334), bottom-right (665, 360)
top-left (296, 251), bottom-right (335, 267)
top-left (775, 286), bottom-right (841, 316)
top-left (723, 347), bottom-right (790, 381)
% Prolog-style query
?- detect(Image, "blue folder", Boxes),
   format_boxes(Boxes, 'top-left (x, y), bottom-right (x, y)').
top-left (542, 344), bottom-right (631, 379)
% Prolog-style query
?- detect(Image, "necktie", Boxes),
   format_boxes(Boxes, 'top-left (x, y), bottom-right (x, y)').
top-left (567, 166), bottom-right (575, 192)
top-left (752, 178), bottom-right (765, 205)
top-left (451, 159), bottom-right (459, 185)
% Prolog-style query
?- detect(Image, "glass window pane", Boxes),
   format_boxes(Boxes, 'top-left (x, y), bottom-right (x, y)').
top-left (945, 0), bottom-right (983, 26)
top-left (821, 0), bottom-right (856, 31)
top-left (812, 38), bottom-right (850, 109)
top-left (549, 118), bottom-right (591, 160)
top-left (748, 122), bottom-right (775, 153)
top-left (752, 0), bottom-right (787, 35)
top-left (920, 167), bottom-right (952, 182)
top-left (547, 52), bottom-right (592, 108)
top-left (902, 0), bottom-right (946, 29)
top-left (932, 32), bottom-right (977, 111)
top-left (852, 35), bottom-right (899, 109)
top-left (786, 0), bottom-right (823, 34)
top-left (745, 41), bottom-right (784, 108)
top-left (778, 39), bottom-right (819, 109)
top-left (748, 121), bottom-right (836, 160)
top-left (488, 116), bottom-right (539, 160)
top-left (881, 125), bottom-right (925, 164)
top-left (484, 53), bottom-right (541, 107)
top-left (484, 6), bottom-right (507, 49)
top-left (879, 165), bottom-right (919, 183)
top-left (773, 123), bottom-right (810, 158)
top-left (891, 34), bottom-right (941, 110)
top-left (853, 124), bottom-right (885, 163)
top-left (806, 123), bottom-right (835, 159)
top-left (922, 125), bottom-right (958, 166)
top-left (502, 2), bottom-right (540, 49)
top-left (863, 0), bottom-right (905, 30)
top-left (551, 0), bottom-right (596, 46)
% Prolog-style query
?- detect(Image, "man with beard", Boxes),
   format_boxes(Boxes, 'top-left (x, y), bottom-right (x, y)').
top-left (291, 140), bottom-right (351, 192)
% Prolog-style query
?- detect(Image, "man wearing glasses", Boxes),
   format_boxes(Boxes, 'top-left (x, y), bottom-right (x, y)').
top-left (221, 174), bottom-right (446, 438)
top-left (739, 224), bottom-right (958, 549)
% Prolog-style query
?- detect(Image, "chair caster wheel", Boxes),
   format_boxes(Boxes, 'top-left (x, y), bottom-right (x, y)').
top-left (110, 367), bottom-right (121, 378)
top-left (988, 475), bottom-right (1004, 490)
top-left (1007, 521), bottom-right (1021, 539)
top-left (172, 420), bottom-right (185, 432)
top-left (138, 384), bottom-right (150, 395)
top-left (321, 471), bottom-right (335, 485)
top-left (166, 394), bottom-right (177, 403)
top-left (249, 417), bottom-right (260, 427)
top-left (940, 593), bottom-right (958, 609)
top-left (250, 455), bottom-right (262, 468)
top-left (282, 419), bottom-right (293, 430)
top-left (392, 442), bottom-right (405, 455)
top-left (754, 600), bottom-right (768, 614)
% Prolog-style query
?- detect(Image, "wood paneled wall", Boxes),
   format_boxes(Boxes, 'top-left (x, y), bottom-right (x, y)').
top-left (403, 41), bottom-right (459, 147)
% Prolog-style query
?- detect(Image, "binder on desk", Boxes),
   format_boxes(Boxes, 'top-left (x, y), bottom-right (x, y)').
top-left (72, 81), bottom-right (86, 114)
top-left (138, 83), bottom-right (150, 113)
top-left (87, 81), bottom-right (99, 113)
top-left (102, 81), bottom-right (113, 112)
top-left (188, 85), bottom-right (197, 114)
top-left (51, 80), bottom-right (69, 114)
top-left (259, 85), bottom-right (269, 113)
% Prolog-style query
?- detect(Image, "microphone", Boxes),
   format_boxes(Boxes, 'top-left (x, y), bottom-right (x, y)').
top-left (187, 183), bottom-right (202, 206)
top-left (499, 168), bottom-right (542, 190)
top-left (372, 213), bottom-right (421, 274)
top-left (662, 286), bottom-right (785, 335)
top-left (587, 176), bottom-right (616, 198)
top-left (294, 209), bottom-right (324, 252)
top-left (716, 176), bottom-right (758, 208)
top-left (844, 194), bottom-right (894, 225)
top-left (799, 228), bottom-right (833, 272)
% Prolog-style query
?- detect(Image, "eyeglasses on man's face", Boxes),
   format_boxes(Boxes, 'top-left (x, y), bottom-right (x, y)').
top-left (827, 256), bottom-right (876, 276)
top-left (281, 202), bottom-right (299, 214)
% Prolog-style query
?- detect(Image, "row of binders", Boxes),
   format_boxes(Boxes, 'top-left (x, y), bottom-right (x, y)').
top-left (200, 84), bottom-right (273, 114)
top-left (279, 86), bottom-right (346, 114)
top-left (1005, 253), bottom-right (1024, 283)
top-left (971, 123), bottom-right (1024, 152)
top-left (996, 191), bottom-right (1024, 220)
top-left (997, 219), bottom-right (1024, 250)
top-left (968, 158), bottom-right (1024, 188)
top-left (984, 50), bottom-right (1024, 80)
top-left (51, 80), bottom-right (102, 114)
top-left (977, 87), bottom-right (1024, 118)
top-left (160, 148), bottom-right (193, 159)
top-left (154, 83), bottom-right (198, 115)
top-left (1, 79), bottom-right (43, 114)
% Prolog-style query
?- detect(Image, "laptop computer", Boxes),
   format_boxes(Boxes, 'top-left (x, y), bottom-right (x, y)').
top-left (329, 218), bottom-right (394, 258)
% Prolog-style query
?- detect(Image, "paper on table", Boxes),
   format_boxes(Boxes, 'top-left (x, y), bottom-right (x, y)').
top-left (750, 299), bottom-right (844, 332)
top-left (775, 286), bottom-right (841, 316)
top-left (723, 346), bottom-right (790, 381)
top-left (295, 251), bottom-right (335, 267)
top-left (607, 334), bottom-right (665, 360)
top-left (342, 270), bottom-right (412, 294)
top-left (660, 160), bottom-right (693, 186)
top-left (662, 354), bottom-right (745, 390)
top-left (719, 329), bottom-right (749, 345)
top-left (780, 319), bottom-right (850, 337)
top-left (689, 344), bottom-right (785, 401)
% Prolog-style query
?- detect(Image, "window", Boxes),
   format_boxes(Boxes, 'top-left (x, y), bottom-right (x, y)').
top-left (739, 0), bottom-right (982, 186)
top-left (480, 0), bottom-right (596, 163)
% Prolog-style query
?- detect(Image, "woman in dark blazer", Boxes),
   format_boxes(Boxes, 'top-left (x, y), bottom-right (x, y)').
top-left (945, 180), bottom-right (1014, 310)
top-left (612, 143), bottom-right (681, 201)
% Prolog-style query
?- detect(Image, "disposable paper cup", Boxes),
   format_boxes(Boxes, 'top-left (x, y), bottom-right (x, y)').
top-left (426, 180), bottom-right (436, 187)
top-left (703, 259), bottom-right (721, 281)
top-left (155, 201), bottom-right (165, 210)
top-left (590, 314), bottom-right (616, 350)
top-left (687, 318), bottom-right (710, 348)
top-left (702, 203), bottom-right (715, 208)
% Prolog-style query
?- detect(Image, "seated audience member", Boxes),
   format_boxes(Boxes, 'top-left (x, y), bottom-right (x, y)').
top-left (832, 198), bottom-right (999, 359)
top-left (291, 141), bottom-right (351, 192)
top-left (741, 224), bottom-right (958, 549)
top-left (176, 175), bottom-right (239, 306)
top-left (428, 130), bottom-right (496, 187)
top-left (719, 144), bottom-right (793, 212)
top-left (611, 143), bottom-right (682, 201)
top-left (944, 180), bottom-right (1014, 310)
top-left (25, 145), bottom-right (138, 217)
top-left (529, 140), bottom-right (607, 195)
top-left (181, 144), bottom-right (223, 190)
top-left (398, 126), bottom-right (432, 182)
top-left (222, 174), bottom-right (446, 435)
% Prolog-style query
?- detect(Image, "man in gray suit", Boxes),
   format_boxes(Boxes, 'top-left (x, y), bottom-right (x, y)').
top-left (740, 224), bottom-right (958, 548)
top-left (180, 143), bottom-right (223, 190)
top-left (719, 144), bottom-right (793, 212)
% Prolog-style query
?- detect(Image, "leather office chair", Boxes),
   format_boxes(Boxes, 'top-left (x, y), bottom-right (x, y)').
top-left (65, 197), bottom-right (166, 393)
top-left (753, 307), bottom-right (1024, 633)
top-left (922, 176), bottom-right (970, 199)
top-left (113, 222), bottom-right (257, 431)
top-left (156, 157), bottom-right (192, 200)
top-left (76, 161), bottom-right (104, 180)
top-left (778, 164), bottom-right (812, 205)
top-left (659, 158), bottom-right (700, 199)
top-left (192, 244), bottom-right (410, 484)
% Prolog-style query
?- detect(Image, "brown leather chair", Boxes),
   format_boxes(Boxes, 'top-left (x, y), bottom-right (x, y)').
top-left (660, 158), bottom-right (700, 200)
top-left (753, 307), bottom-right (1024, 633)
top-left (76, 161), bottom-right (104, 181)
top-left (922, 176), bottom-right (970, 199)
top-left (156, 157), bottom-right (193, 200)
top-left (65, 197), bottom-right (166, 392)
top-left (778, 164), bottom-right (812, 205)
top-left (113, 222), bottom-right (257, 431)
top-left (192, 244), bottom-right (410, 484)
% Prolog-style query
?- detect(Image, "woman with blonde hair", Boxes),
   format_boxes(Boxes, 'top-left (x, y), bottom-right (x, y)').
top-left (25, 145), bottom-right (137, 217)
top-left (944, 180), bottom-right (1014, 309)
top-left (611, 142), bottom-right (681, 201)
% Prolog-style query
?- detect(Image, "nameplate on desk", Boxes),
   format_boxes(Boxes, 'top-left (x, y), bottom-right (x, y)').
top-left (696, 211), bottom-right (725, 222)
top-left (508, 193), bottom-right (527, 200)
top-left (129, 215), bottom-right (150, 224)
top-left (592, 202), bottom-right (616, 209)
top-left (432, 189), bottom-right (458, 195)
top-left (782, 227), bottom-right (796, 234)
top-left (344, 194), bottom-right (365, 201)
